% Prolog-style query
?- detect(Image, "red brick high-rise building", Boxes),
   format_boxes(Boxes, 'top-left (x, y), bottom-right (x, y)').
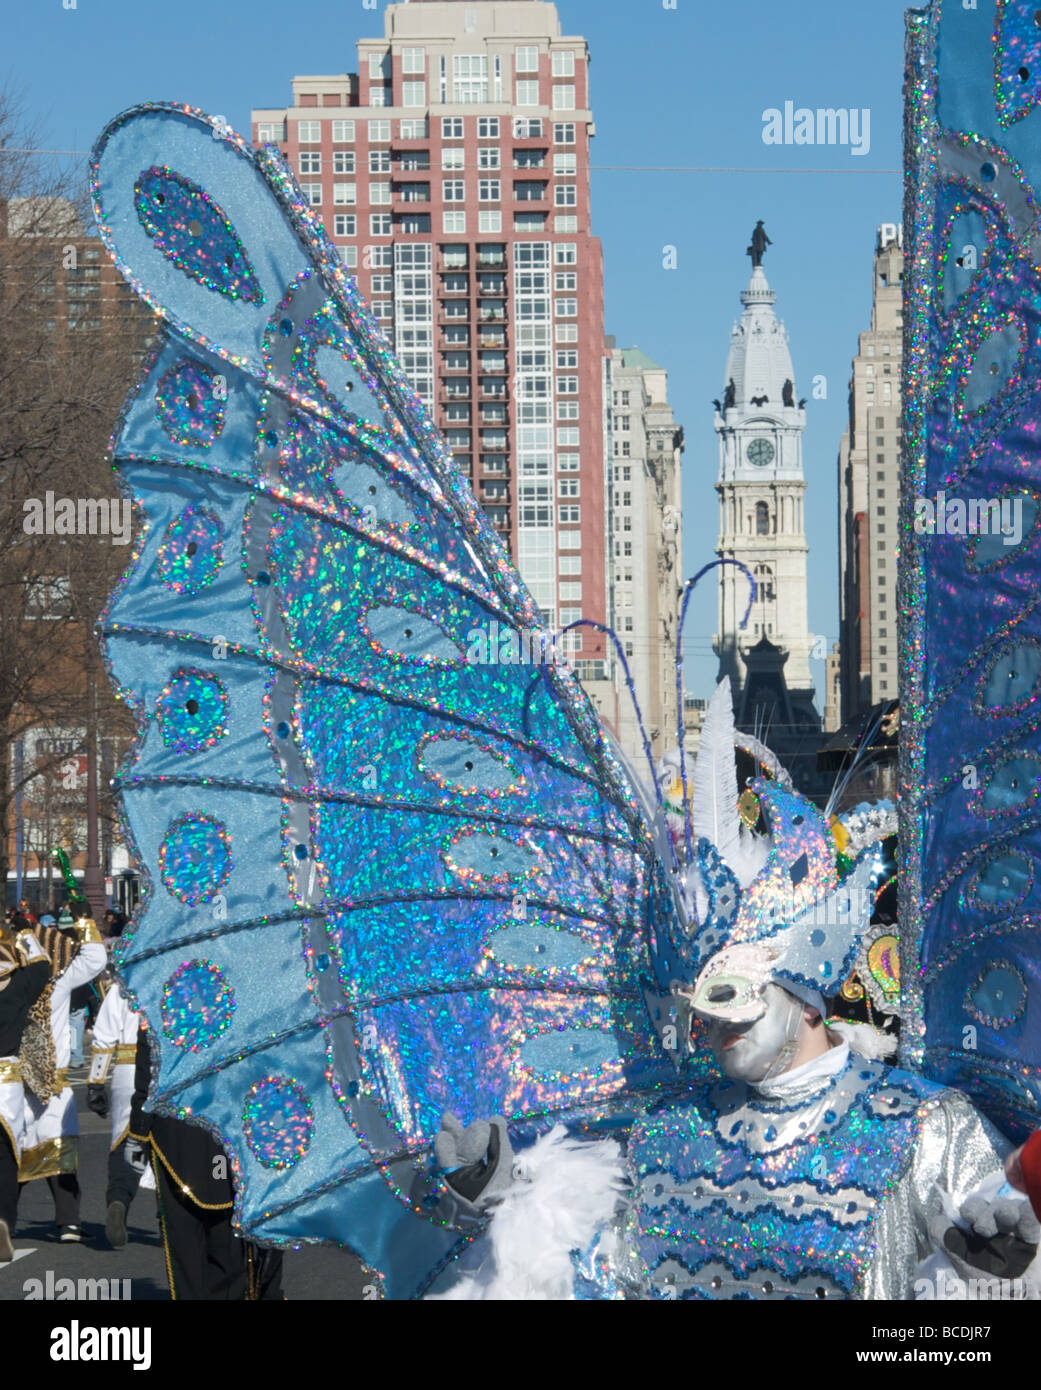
top-left (252, 0), bottom-right (608, 684)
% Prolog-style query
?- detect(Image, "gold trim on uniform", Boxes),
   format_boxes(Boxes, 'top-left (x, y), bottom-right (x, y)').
top-left (18, 1136), bottom-right (78, 1182)
top-left (150, 1133), bottom-right (233, 1210)
top-left (0, 1059), bottom-right (22, 1084)
top-left (114, 1044), bottom-right (137, 1064)
top-left (74, 920), bottom-right (104, 946)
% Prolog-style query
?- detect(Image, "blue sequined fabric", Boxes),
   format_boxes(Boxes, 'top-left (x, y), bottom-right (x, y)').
top-left (628, 1058), bottom-right (941, 1299)
top-left (902, 1), bottom-right (1041, 1139)
top-left (92, 104), bottom-right (694, 1294)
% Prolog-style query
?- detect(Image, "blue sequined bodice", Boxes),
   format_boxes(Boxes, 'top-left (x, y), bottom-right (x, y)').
top-left (628, 1056), bottom-right (944, 1299)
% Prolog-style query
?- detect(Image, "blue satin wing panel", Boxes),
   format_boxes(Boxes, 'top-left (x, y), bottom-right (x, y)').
top-left (902, 0), bottom-right (1041, 1139)
top-left (94, 103), bottom-right (688, 1294)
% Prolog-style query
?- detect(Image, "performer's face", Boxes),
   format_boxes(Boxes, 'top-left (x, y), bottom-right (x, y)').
top-left (704, 984), bottom-right (802, 1082)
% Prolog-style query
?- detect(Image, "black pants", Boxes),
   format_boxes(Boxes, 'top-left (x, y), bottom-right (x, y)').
top-left (47, 1172), bottom-right (80, 1226)
top-left (106, 1137), bottom-right (143, 1211)
top-left (154, 1157), bottom-right (283, 1300)
top-left (0, 1128), bottom-right (17, 1230)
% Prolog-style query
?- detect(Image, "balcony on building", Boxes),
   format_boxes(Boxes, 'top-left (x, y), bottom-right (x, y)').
top-left (395, 150), bottom-right (430, 171)
top-left (480, 430), bottom-right (508, 450)
top-left (478, 351), bottom-right (507, 374)
top-left (478, 328), bottom-right (506, 349)
top-left (393, 181), bottom-right (430, 205)
top-left (513, 150), bottom-right (548, 169)
top-left (478, 302), bottom-right (506, 324)
top-left (440, 273), bottom-right (469, 294)
top-left (481, 453), bottom-right (508, 473)
top-left (442, 353), bottom-right (471, 374)
top-left (441, 380), bottom-right (471, 400)
top-left (475, 245), bottom-right (506, 269)
top-left (480, 376), bottom-right (507, 399)
top-left (477, 275), bottom-right (506, 296)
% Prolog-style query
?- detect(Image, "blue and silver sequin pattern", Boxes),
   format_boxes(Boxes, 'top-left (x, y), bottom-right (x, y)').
top-left (628, 1058), bottom-right (943, 1299)
top-left (901, 1), bottom-right (1041, 1140)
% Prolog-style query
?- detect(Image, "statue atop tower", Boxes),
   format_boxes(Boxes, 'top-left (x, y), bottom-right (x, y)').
top-left (747, 220), bottom-right (772, 269)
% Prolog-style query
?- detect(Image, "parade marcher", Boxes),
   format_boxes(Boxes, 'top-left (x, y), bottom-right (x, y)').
top-left (87, 982), bottom-right (149, 1248)
top-left (0, 917), bottom-right (50, 1262)
top-left (425, 733), bottom-right (1039, 1301)
top-left (129, 1030), bottom-right (284, 1298)
top-left (19, 910), bottom-right (107, 1239)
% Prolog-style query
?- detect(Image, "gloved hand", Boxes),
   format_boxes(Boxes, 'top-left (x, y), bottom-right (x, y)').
top-left (932, 1190), bottom-right (1041, 1284)
top-left (125, 1142), bottom-right (149, 1175)
top-left (86, 1085), bottom-right (109, 1118)
top-left (435, 1112), bottom-right (514, 1207)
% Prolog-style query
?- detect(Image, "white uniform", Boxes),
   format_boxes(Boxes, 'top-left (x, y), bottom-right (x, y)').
top-left (89, 984), bottom-right (139, 1150)
top-left (20, 933), bottom-right (107, 1181)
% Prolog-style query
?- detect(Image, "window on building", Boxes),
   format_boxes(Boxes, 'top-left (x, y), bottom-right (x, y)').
top-left (442, 179), bottom-right (465, 201)
top-left (371, 87), bottom-right (388, 107)
top-left (332, 119), bottom-right (355, 142)
top-left (400, 118), bottom-right (428, 139)
top-left (443, 211), bottom-right (467, 233)
top-left (552, 50), bottom-right (576, 77)
top-left (333, 183), bottom-right (357, 204)
top-left (516, 81), bottom-right (540, 106)
top-left (369, 246), bottom-right (393, 268)
top-left (515, 180), bottom-right (547, 201)
top-left (402, 82), bottom-right (426, 107)
top-left (453, 54), bottom-right (489, 103)
top-left (554, 122), bottom-right (576, 145)
top-left (555, 243), bottom-right (578, 266)
top-left (333, 151), bottom-right (355, 174)
top-left (299, 183), bottom-right (323, 206)
top-left (616, 414), bottom-right (630, 431)
top-left (558, 477), bottom-right (580, 497)
top-left (371, 301), bottom-right (393, 321)
top-left (297, 120), bottom-right (321, 142)
top-left (340, 245), bottom-right (358, 268)
top-left (513, 118), bottom-right (543, 138)
top-left (557, 376), bottom-right (578, 394)
top-left (441, 117), bottom-right (464, 139)
top-left (557, 401), bottom-right (579, 420)
top-left (756, 502), bottom-right (770, 535)
top-left (478, 211), bottom-right (502, 233)
top-left (555, 322), bottom-right (578, 342)
top-left (369, 181), bottom-right (391, 205)
top-left (256, 121), bottom-right (284, 143)
top-left (333, 214), bottom-right (357, 236)
top-left (369, 52), bottom-right (390, 79)
top-left (478, 147), bottom-right (501, 169)
top-left (559, 506), bottom-right (580, 524)
top-left (554, 271), bottom-right (577, 291)
top-left (515, 46), bottom-right (539, 72)
top-left (478, 117), bottom-right (500, 139)
top-left (478, 179), bottom-right (501, 201)
top-left (514, 149), bottom-right (546, 168)
top-left (370, 213), bottom-right (392, 236)
top-left (299, 151), bottom-right (321, 175)
top-left (554, 184), bottom-right (577, 207)
top-left (368, 120), bottom-right (390, 142)
top-left (555, 297), bottom-right (578, 317)
top-left (556, 349), bottom-right (578, 369)
top-left (557, 426), bottom-right (580, 446)
top-left (441, 148), bottom-right (465, 172)
top-left (554, 153), bottom-right (577, 176)
top-left (553, 86), bottom-right (576, 111)
top-left (402, 47), bottom-right (425, 73)
top-left (515, 212), bottom-right (547, 230)
top-left (369, 150), bottom-right (391, 173)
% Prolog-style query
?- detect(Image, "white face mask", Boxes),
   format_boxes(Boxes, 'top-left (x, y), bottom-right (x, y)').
top-left (704, 984), bottom-right (804, 1083)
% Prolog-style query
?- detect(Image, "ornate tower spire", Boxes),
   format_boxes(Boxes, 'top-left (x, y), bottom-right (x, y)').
top-left (712, 243), bottom-right (819, 737)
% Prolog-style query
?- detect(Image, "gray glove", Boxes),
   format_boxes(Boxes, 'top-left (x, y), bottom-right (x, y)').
top-left (435, 1112), bottom-right (514, 1207)
top-left (932, 1191), bottom-right (1041, 1285)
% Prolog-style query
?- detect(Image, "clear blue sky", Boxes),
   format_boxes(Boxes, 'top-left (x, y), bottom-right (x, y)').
top-left (4, 0), bottom-right (913, 700)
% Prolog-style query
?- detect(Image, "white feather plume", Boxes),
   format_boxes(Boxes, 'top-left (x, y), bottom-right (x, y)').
top-left (428, 1126), bottom-right (625, 1300)
top-left (691, 679), bottom-right (741, 867)
top-left (826, 1018), bottom-right (898, 1060)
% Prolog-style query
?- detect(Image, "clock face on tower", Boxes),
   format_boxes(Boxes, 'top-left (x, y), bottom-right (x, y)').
top-left (747, 437), bottom-right (775, 467)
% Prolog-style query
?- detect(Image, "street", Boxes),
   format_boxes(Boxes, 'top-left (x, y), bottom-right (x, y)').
top-left (1, 1061), bottom-right (368, 1302)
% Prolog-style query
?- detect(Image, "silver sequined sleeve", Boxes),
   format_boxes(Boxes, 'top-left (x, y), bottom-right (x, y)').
top-left (862, 1090), bottom-right (1009, 1300)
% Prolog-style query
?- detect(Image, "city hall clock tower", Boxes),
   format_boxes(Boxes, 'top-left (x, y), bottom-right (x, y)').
top-left (713, 231), bottom-right (819, 732)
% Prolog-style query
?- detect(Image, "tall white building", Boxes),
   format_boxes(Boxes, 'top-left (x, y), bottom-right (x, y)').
top-left (838, 224), bottom-right (903, 722)
top-left (713, 247), bottom-right (818, 733)
top-left (605, 343), bottom-right (683, 763)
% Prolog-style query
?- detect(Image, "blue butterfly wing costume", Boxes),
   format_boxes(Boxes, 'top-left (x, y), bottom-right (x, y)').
top-left (93, 104), bottom-right (697, 1295)
top-left (902, 1), bottom-right (1041, 1141)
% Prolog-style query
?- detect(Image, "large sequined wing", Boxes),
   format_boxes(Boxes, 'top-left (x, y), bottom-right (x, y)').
top-left (902, 2), bottom-right (1041, 1139)
top-left (93, 104), bottom-right (691, 1293)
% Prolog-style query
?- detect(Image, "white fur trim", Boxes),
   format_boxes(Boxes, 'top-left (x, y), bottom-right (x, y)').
top-left (430, 1125), bottom-right (626, 1300)
top-left (825, 1018), bottom-right (898, 1060)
